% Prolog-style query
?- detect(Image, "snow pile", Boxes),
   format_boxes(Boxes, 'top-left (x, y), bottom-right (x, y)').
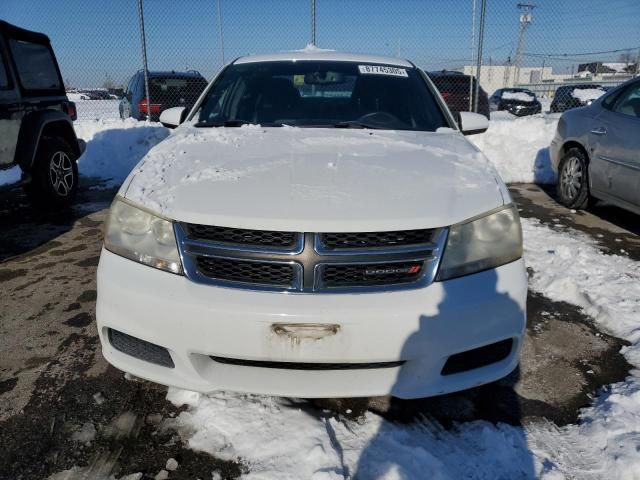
top-left (502, 91), bottom-right (535, 102)
top-left (571, 88), bottom-right (606, 103)
top-left (0, 165), bottom-right (22, 187)
top-left (289, 44), bottom-right (337, 54)
top-left (75, 118), bottom-right (169, 186)
top-left (469, 115), bottom-right (558, 184)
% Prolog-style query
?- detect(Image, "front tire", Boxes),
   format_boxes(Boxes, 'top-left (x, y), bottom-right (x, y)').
top-left (25, 137), bottom-right (79, 210)
top-left (556, 147), bottom-right (590, 209)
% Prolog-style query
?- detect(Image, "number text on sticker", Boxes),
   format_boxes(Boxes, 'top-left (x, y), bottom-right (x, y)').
top-left (358, 65), bottom-right (408, 77)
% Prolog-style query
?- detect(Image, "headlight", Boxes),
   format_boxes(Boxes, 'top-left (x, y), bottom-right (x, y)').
top-left (104, 197), bottom-right (183, 274)
top-left (436, 205), bottom-right (522, 281)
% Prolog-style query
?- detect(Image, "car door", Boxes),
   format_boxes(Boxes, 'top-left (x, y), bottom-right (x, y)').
top-left (0, 36), bottom-right (22, 170)
top-left (589, 80), bottom-right (640, 208)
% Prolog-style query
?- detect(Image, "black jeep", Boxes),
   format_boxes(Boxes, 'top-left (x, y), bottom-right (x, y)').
top-left (0, 21), bottom-right (83, 209)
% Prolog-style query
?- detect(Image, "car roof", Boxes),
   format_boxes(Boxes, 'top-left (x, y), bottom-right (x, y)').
top-left (557, 84), bottom-right (601, 90)
top-left (144, 70), bottom-right (205, 78)
top-left (427, 70), bottom-right (467, 77)
top-left (234, 49), bottom-right (413, 68)
top-left (0, 20), bottom-right (51, 44)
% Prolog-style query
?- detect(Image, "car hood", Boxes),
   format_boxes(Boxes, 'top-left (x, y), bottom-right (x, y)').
top-left (122, 125), bottom-right (508, 231)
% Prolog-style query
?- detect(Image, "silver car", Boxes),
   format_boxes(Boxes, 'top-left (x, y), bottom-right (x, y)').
top-left (550, 78), bottom-right (640, 214)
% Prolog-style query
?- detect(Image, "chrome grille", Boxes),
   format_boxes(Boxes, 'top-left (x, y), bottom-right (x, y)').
top-left (320, 229), bottom-right (436, 250)
top-left (177, 223), bottom-right (447, 293)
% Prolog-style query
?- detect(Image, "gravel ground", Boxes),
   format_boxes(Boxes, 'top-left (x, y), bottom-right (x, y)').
top-left (0, 184), bottom-right (635, 480)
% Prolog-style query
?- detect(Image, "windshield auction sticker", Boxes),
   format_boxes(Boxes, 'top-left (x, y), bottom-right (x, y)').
top-left (358, 65), bottom-right (408, 77)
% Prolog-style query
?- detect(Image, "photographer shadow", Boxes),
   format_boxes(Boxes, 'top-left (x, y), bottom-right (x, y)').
top-left (354, 267), bottom-right (536, 479)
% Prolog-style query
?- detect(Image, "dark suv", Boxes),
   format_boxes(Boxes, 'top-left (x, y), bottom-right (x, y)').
top-left (426, 70), bottom-right (490, 119)
top-left (0, 21), bottom-right (83, 209)
top-left (550, 84), bottom-right (604, 112)
top-left (119, 70), bottom-right (208, 121)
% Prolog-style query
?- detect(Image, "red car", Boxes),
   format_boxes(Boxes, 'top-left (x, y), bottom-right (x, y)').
top-left (427, 70), bottom-right (490, 119)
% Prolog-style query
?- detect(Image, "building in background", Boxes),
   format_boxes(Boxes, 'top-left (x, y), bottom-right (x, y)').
top-left (459, 62), bottom-right (635, 98)
top-left (457, 65), bottom-right (565, 95)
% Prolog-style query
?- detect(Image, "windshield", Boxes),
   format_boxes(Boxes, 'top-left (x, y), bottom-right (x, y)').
top-left (195, 61), bottom-right (447, 131)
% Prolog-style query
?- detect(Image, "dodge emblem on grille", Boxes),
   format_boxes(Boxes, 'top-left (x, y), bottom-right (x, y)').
top-left (364, 264), bottom-right (422, 276)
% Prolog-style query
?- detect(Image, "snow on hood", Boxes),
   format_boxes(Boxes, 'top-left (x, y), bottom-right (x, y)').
top-left (121, 125), bottom-right (507, 231)
top-left (571, 88), bottom-right (606, 103)
top-left (502, 91), bottom-right (535, 102)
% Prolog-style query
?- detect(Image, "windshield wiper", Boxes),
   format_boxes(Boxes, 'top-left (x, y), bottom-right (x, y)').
top-left (333, 121), bottom-right (383, 130)
top-left (194, 119), bottom-right (254, 128)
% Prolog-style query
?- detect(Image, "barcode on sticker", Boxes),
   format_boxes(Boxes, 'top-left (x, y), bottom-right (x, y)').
top-left (358, 65), bottom-right (408, 77)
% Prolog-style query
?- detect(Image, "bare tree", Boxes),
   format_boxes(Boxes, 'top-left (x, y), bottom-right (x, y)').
top-left (102, 73), bottom-right (115, 90)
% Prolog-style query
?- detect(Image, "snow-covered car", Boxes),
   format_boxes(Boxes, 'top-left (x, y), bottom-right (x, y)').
top-left (550, 77), bottom-right (640, 214)
top-left (97, 51), bottom-right (527, 398)
top-left (550, 84), bottom-right (606, 112)
top-left (489, 88), bottom-right (542, 116)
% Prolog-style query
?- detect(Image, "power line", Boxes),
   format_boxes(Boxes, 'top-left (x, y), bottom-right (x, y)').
top-left (523, 46), bottom-right (640, 58)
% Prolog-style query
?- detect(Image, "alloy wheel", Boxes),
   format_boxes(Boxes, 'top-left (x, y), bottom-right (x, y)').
top-left (49, 151), bottom-right (75, 196)
top-left (560, 156), bottom-right (583, 201)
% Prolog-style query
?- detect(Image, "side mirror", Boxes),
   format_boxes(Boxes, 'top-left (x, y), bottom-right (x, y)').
top-left (159, 106), bottom-right (187, 128)
top-left (458, 111), bottom-right (489, 135)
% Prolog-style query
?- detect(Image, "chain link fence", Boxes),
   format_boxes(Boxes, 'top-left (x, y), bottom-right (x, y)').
top-left (2, 0), bottom-right (638, 120)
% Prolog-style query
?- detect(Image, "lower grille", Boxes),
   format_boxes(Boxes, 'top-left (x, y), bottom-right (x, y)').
top-left (108, 329), bottom-right (174, 368)
top-left (441, 339), bottom-right (513, 375)
top-left (196, 256), bottom-right (296, 288)
top-left (321, 261), bottom-right (424, 288)
top-left (210, 356), bottom-right (405, 370)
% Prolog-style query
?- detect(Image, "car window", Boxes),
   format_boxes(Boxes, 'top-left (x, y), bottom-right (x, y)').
top-left (125, 76), bottom-right (135, 95)
top-left (8, 39), bottom-right (61, 91)
top-left (430, 76), bottom-right (474, 93)
top-left (197, 61), bottom-right (448, 131)
top-left (612, 82), bottom-right (640, 118)
top-left (148, 76), bottom-right (208, 101)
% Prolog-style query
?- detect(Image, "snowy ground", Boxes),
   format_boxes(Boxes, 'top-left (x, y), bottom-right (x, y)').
top-left (75, 99), bottom-right (121, 121)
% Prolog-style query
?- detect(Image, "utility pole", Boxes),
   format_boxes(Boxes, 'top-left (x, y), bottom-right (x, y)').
top-left (469, 0), bottom-right (477, 112)
top-left (473, 0), bottom-right (487, 113)
top-left (137, 0), bottom-right (151, 122)
top-left (216, 0), bottom-right (225, 65)
top-left (514, 3), bottom-right (535, 87)
top-left (310, 0), bottom-right (316, 46)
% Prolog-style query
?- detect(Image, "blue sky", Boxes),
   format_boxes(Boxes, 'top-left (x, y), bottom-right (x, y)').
top-left (2, 0), bottom-right (638, 87)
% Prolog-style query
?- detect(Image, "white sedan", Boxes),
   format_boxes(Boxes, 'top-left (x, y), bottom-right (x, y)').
top-left (97, 51), bottom-right (526, 399)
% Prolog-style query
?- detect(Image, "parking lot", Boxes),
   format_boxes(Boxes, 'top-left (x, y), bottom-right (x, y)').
top-left (1, 147), bottom-right (639, 479)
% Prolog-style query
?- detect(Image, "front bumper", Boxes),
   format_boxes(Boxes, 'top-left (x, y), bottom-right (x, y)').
top-left (504, 104), bottom-right (541, 116)
top-left (97, 249), bottom-right (527, 398)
